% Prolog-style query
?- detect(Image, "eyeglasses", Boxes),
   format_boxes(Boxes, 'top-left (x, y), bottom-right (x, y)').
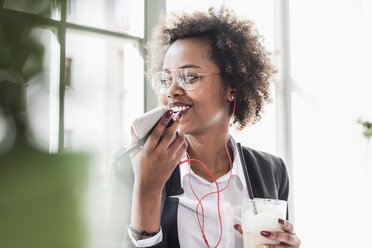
top-left (151, 68), bottom-right (220, 94)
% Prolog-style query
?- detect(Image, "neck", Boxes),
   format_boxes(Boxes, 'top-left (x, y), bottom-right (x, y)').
top-left (186, 127), bottom-right (233, 182)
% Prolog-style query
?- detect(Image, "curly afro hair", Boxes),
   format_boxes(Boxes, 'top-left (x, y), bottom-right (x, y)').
top-left (146, 7), bottom-right (276, 129)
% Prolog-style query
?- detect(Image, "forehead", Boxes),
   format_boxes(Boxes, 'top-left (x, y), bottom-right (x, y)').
top-left (162, 37), bottom-right (218, 71)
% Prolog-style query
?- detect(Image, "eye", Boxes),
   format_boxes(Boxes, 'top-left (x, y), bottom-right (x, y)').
top-left (160, 74), bottom-right (171, 86)
top-left (160, 79), bottom-right (169, 87)
top-left (185, 73), bottom-right (198, 81)
top-left (181, 69), bottom-right (199, 84)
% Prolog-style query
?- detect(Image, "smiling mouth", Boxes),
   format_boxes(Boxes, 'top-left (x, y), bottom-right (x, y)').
top-left (169, 105), bottom-right (191, 120)
top-left (170, 105), bottom-right (190, 114)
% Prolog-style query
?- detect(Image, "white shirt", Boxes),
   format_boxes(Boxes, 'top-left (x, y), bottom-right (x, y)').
top-left (129, 136), bottom-right (249, 247)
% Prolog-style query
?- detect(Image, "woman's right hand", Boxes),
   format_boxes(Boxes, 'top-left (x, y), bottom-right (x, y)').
top-left (131, 109), bottom-right (188, 195)
top-left (130, 109), bottom-right (187, 236)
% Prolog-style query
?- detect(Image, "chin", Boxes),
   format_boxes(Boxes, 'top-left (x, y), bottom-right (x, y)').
top-left (180, 124), bottom-right (207, 137)
top-left (178, 122), bottom-right (195, 136)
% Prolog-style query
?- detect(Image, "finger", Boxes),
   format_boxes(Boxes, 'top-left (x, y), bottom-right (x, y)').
top-left (173, 138), bottom-right (188, 163)
top-left (156, 111), bottom-right (184, 150)
top-left (173, 132), bottom-right (187, 155)
top-left (145, 109), bottom-right (173, 150)
top-left (278, 218), bottom-right (296, 235)
top-left (160, 111), bottom-right (184, 149)
top-left (168, 130), bottom-right (185, 152)
top-left (261, 231), bottom-right (299, 246)
top-left (233, 224), bottom-right (243, 234)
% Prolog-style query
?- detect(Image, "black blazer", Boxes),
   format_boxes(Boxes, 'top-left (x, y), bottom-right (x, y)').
top-left (126, 145), bottom-right (289, 248)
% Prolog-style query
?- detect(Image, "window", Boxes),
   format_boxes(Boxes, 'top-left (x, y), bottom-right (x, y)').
top-left (1, 1), bottom-right (146, 246)
top-left (66, 0), bottom-right (144, 37)
top-left (289, 0), bottom-right (372, 246)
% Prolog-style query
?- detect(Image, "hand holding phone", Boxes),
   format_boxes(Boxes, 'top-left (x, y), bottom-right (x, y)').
top-left (128, 108), bottom-right (188, 239)
top-left (130, 108), bottom-right (187, 191)
top-left (114, 106), bottom-right (175, 162)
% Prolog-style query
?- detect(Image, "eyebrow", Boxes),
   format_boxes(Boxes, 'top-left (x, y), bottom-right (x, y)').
top-left (163, 64), bottom-right (201, 71)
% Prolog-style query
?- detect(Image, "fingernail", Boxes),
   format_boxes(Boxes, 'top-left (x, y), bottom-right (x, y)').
top-left (278, 218), bottom-right (287, 226)
top-left (178, 110), bottom-right (184, 117)
top-left (233, 224), bottom-right (239, 230)
top-left (260, 231), bottom-right (271, 238)
top-left (166, 110), bottom-right (173, 119)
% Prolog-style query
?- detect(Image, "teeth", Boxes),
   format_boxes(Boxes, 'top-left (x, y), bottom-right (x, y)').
top-left (170, 105), bottom-right (190, 113)
top-left (169, 105), bottom-right (190, 121)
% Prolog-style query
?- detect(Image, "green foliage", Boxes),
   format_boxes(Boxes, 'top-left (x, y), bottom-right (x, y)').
top-left (358, 119), bottom-right (372, 140)
top-left (0, 149), bottom-right (89, 248)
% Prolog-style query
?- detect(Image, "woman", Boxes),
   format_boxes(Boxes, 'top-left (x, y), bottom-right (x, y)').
top-left (127, 7), bottom-right (301, 248)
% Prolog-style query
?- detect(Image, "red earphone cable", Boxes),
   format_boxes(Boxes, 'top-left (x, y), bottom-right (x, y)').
top-left (194, 93), bottom-right (236, 214)
top-left (178, 91), bottom-right (237, 247)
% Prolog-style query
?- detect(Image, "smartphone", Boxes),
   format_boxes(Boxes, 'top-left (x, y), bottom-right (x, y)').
top-left (114, 106), bottom-right (173, 161)
top-left (131, 105), bottom-right (169, 142)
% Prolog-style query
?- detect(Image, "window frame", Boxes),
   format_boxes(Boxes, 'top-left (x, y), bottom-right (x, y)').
top-left (0, 0), bottom-right (165, 152)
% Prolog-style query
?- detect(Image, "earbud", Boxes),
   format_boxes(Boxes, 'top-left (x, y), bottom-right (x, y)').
top-left (230, 88), bottom-right (237, 101)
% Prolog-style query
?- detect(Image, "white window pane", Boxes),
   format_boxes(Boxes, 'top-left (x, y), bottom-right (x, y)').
top-left (67, 0), bottom-right (144, 38)
top-left (26, 27), bottom-right (60, 153)
top-left (65, 30), bottom-right (144, 161)
top-left (290, 0), bottom-right (372, 246)
top-left (65, 30), bottom-right (144, 244)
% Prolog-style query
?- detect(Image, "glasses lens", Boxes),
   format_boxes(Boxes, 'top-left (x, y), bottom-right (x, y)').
top-left (178, 68), bottom-right (200, 90)
top-left (152, 68), bottom-right (200, 93)
top-left (152, 71), bottom-right (170, 93)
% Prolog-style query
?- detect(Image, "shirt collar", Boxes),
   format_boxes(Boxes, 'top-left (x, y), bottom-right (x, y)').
top-left (179, 135), bottom-right (247, 190)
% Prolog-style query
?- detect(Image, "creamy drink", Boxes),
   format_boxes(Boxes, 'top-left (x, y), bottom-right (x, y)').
top-left (241, 198), bottom-right (287, 248)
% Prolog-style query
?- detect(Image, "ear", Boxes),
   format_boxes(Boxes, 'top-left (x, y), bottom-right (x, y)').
top-left (226, 87), bottom-right (237, 102)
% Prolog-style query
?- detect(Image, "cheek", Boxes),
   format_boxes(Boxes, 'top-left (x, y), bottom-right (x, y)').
top-left (192, 91), bottom-right (226, 116)
top-left (158, 94), bottom-right (168, 105)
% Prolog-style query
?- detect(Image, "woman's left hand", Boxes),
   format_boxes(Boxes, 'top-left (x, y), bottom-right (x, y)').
top-left (234, 218), bottom-right (301, 247)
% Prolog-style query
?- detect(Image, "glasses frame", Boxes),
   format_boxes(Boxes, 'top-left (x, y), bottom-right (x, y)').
top-left (151, 68), bottom-right (220, 94)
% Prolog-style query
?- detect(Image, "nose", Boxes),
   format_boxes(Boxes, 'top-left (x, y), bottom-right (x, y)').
top-left (166, 77), bottom-right (185, 99)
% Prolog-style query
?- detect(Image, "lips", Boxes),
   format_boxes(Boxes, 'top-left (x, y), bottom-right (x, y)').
top-left (167, 102), bottom-right (192, 120)
top-left (167, 102), bottom-right (192, 113)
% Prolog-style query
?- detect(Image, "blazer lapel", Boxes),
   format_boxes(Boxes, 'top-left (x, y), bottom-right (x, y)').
top-left (161, 165), bottom-right (183, 248)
